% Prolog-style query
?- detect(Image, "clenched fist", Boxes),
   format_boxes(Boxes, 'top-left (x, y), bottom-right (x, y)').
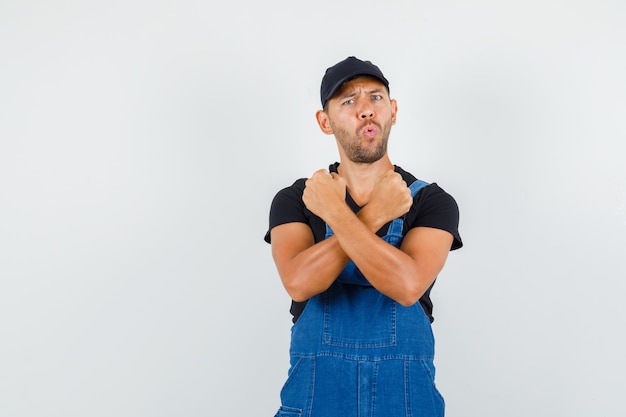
top-left (302, 169), bottom-right (347, 221)
top-left (366, 170), bottom-right (413, 224)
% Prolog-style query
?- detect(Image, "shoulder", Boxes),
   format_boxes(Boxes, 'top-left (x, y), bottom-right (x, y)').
top-left (419, 183), bottom-right (459, 210)
top-left (272, 178), bottom-right (307, 201)
top-left (268, 178), bottom-right (308, 222)
top-left (265, 178), bottom-right (313, 244)
top-left (394, 165), bottom-right (457, 205)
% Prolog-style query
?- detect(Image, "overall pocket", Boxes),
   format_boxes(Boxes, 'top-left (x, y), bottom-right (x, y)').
top-left (405, 359), bottom-right (445, 417)
top-left (323, 283), bottom-right (396, 348)
top-left (279, 357), bottom-right (314, 413)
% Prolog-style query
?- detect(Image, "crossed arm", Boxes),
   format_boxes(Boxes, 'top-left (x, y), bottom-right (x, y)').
top-left (270, 169), bottom-right (454, 307)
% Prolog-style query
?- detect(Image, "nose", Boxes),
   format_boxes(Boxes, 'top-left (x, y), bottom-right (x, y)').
top-left (359, 103), bottom-right (374, 119)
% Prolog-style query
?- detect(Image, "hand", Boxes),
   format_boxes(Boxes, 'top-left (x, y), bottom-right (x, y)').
top-left (365, 170), bottom-right (412, 225)
top-left (302, 169), bottom-right (347, 221)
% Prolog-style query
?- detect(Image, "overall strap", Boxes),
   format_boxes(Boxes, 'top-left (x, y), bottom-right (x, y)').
top-left (386, 179), bottom-right (430, 237)
top-left (409, 179), bottom-right (430, 197)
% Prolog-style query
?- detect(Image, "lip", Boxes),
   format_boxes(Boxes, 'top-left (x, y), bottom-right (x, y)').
top-left (361, 124), bottom-right (379, 139)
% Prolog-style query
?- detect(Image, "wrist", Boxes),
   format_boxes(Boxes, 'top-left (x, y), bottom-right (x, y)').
top-left (320, 202), bottom-right (355, 227)
top-left (357, 206), bottom-right (385, 232)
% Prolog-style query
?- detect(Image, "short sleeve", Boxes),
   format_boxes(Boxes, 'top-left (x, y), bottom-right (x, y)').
top-left (409, 183), bottom-right (463, 251)
top-left (264, 179), bottom-right (307, 244)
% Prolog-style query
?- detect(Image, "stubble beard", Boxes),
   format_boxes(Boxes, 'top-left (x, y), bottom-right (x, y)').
top-left (335, 121), bottom-right (392, 164)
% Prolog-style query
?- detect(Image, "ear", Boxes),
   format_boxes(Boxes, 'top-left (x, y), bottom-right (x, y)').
top-left (390, 98), bottom-right (398, 125)
top-left (315, 110), bottom-right (334, 135)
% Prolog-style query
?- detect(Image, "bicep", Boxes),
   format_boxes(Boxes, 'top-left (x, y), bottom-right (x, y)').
top-left (270, 222), bottom-right (315, 274)
top-left (400, 226), bottom-right (454, 282)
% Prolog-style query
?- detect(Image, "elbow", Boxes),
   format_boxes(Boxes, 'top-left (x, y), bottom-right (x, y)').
top-left (283, 282), bottom-right (303, 302)
top-left (287, 289), bottom-right (309, 303)
top-left (394, 267), bottom-right (438, 307)
top-left (396, 281), bottom-right (427, 307)
top-left (282, 278), bottom-right (312, 303)
top-left (397, 294), bottom-right (420, 308)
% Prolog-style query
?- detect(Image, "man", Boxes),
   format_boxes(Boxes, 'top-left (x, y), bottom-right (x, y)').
top-left (265, 56), bottom-right (463, 417)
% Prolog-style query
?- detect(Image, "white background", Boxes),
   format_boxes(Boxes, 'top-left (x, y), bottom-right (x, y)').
top-left (1, 1), bottom-right (625, 416)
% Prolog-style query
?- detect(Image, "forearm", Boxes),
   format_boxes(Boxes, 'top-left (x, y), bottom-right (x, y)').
top-left (275, 234), bottom-right (349, 301)
top-left (273, 207), bottom-right (387, 301)
top-left (325, 206), bottom-right (427, 306)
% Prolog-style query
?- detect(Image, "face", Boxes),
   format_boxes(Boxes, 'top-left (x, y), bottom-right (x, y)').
top-left (317, 76), bottom-right (397, 164)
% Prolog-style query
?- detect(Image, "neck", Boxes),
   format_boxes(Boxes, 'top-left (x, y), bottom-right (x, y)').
top-left (337, 155), bottom-right (394, 206)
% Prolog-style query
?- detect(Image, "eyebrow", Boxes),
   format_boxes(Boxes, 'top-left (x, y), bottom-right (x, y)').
top-left (338, 88), bottom-right (385, 100)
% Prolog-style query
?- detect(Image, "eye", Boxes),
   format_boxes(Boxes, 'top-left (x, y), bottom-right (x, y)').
top-left (372, 94), bottom-right (382, 101)
top-left (343, 99), bottom-right (355, 105)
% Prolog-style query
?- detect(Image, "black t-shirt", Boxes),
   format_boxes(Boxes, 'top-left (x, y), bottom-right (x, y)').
top-left (265, 163), bottom-right (462, 323)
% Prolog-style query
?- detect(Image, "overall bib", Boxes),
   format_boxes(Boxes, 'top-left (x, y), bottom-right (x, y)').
top-left (275, 180), bottom-right (445, 417)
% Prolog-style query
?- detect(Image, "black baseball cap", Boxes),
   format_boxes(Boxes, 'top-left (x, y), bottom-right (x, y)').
top-left (320, 56), bottom-right (390, 108)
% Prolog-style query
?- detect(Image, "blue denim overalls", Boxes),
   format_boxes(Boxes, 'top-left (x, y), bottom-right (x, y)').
top-left (275, 180), bottom-right (445, 417)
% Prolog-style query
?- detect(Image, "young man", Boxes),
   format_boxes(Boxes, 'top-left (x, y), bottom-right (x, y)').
top-left (265, 56), bottom-right (463, 417)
